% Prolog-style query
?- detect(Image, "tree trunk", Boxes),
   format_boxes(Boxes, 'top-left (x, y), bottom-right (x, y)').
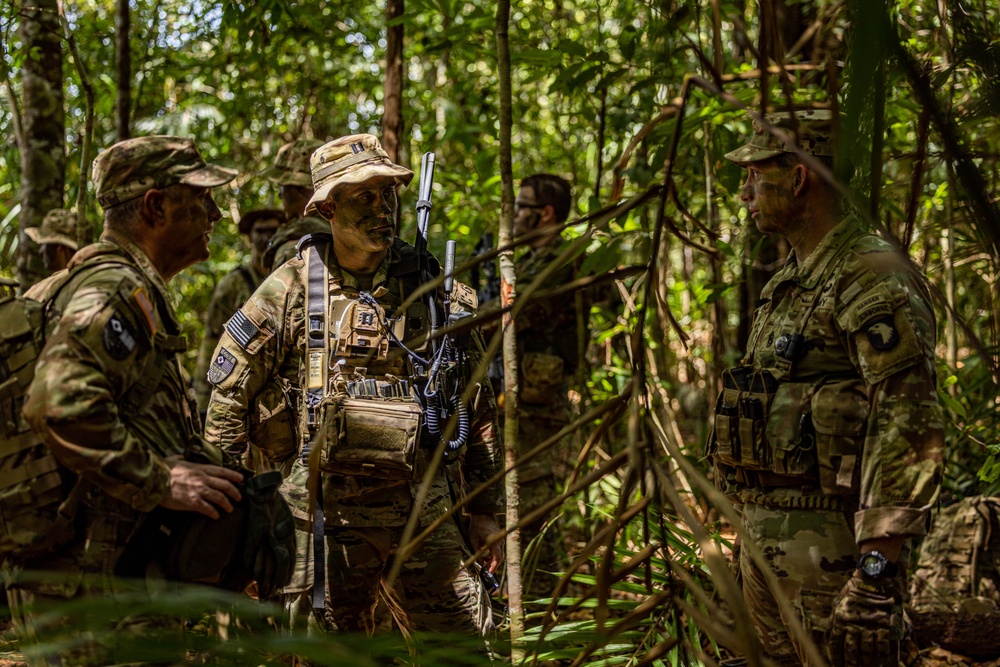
top-left (495, 0), bottom-right (524, 657)
top-left (383, 0), bottom-right (404, 163)
top-left (116, 0), bottom-right (131, 141)
top-left (17, 0), bottom-right (65, 294)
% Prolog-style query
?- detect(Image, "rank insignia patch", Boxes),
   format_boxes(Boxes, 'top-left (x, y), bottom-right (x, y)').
top-left (208, 348), bottom-right (237, 385)
top-left (102, 312), bottom-right (137, 360)
top-left (865, 316), bottom-right (899, 351)
top-left (226, 310), bottom-right (259, 349)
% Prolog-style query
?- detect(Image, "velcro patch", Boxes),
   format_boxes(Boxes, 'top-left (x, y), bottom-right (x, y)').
top-left (132, 287), bottom-right (157, 335)
top-left (208, 348), bottom-right (238, 385)
top-left (851, 289), bottom-right (893, 327)
top-left (226, 310), bottom-right (259, 349)
top-left (865, 315), bottom-right (899, 351)
top-left (102, 312), bottom-right (137, 360)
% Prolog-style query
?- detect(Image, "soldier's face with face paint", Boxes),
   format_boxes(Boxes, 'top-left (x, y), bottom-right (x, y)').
top-left (739, 159), bottom-right (800, 236)
top-left (164, 184), bottom-right (223, 266)
top-left (323, 177), bottom-right (399, 255)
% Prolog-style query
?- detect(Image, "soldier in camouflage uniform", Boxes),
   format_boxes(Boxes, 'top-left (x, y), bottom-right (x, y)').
top-left (507, 174), bottom-right (581, 590)
top-left (8, 136), bottom-right (245, 666)
top-left (204, 134), bottom-right (504, 641)
top-left (24, 209), bottom-right (80, 277)
top-left (708, 110), bottom-right (944, 666)
top-left (260, 139), bottom-right (331, 272)
top-left (192, 208), bottom-right (284, 414)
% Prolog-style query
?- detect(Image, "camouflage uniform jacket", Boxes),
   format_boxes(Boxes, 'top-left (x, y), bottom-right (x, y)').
top-left (204, 237), bottom-right (504, 528)
top-left (193, 262), bottom-right (264, 411)
top-left (487, 240), bottom-right (580, 416)
top-left (710, 214), bottom-right (943, 544)
top-left (263, 216), bottom-right (330, 273)
top-left (21, 230), bottom-right (207, 584)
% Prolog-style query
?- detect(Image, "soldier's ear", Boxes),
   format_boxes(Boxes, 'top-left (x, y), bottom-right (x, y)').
top-left (141, 189), bottom-right (168, 225)
top-left (791, 163), bottom-right (808, 197)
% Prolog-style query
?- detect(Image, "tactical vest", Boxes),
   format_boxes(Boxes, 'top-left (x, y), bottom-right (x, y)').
top-left (295, 234), bottom-right (476, 481)
top-left (708, 238), bottom-right (867, 497)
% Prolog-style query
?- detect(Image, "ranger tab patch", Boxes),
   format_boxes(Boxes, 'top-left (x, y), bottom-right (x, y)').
top-left (865, 315), bottom-right (899, 351)
top-left (226, 310), bottom-right (259, 349)
top-left (208, 348), bottom-right (238, 385)
top-left (103, 312), bottom-right (137, 360)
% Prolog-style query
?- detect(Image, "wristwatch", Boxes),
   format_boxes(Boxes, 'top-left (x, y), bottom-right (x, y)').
top-left (857, 550), bottom-right (899, 580)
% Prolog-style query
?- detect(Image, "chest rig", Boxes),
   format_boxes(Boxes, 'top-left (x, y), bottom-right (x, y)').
top-left (709, 237), bottom-right (867, 496)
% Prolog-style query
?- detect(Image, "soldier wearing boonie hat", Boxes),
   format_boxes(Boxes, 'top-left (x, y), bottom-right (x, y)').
top-left (708, 109), bottom-right (943, 667)
top-left (24, 209), bottom-right (80, 275)
top-left (260, 139), bottom-right (329, 272)
top-left (204, 133), bottom-right (504, 646)
top-left (13, 135), bottom-right (246, 665)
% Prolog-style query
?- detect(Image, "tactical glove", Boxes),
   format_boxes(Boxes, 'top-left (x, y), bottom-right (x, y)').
top-left (828, 571), bottom-right (906, 667)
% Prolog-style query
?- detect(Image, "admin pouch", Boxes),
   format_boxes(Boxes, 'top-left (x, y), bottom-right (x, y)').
top-left (117, 468), bottom-right (296, 600)
top-left (908, 496), bottom-right (1000, 658)
top-left (316, 396), bottom-right (422, 480)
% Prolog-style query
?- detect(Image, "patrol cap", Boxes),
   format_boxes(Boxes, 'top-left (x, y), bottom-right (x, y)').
top-left (24, 209), bottom-right (79, 250)
top-left (238, 208), bottom-right (286, 235)
top-left (724, 109), bottom-right (835, 166)
top-left (92, 135), bottom-right (238, 209)
top-left (261, 139), bottom-right (324, 188)
top-left (304, 134), bottom-right (414, 216)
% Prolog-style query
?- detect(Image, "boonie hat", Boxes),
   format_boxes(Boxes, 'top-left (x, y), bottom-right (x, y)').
top-left (304, 134), bottom-right (414, 216)
top-left (92, 135), bottom-right (238, 209)
top-left (725, 109), bottom-right (834, 166)
top-left (261, 139), bottom-right (324, 188)
top-left (238, 208), bottom-right (286, 235)
top-left (24, 209), bottom-right (79, 250)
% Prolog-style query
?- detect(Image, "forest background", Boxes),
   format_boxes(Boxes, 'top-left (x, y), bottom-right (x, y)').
top-left (0, 0), bottom-right (999, 665)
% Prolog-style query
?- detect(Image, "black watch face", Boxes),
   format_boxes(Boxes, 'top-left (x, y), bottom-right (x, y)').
top-left (859, 552), bottom-right (886, 578)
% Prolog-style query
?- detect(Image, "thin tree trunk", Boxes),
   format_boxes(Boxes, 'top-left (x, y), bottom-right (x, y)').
top-left (495, 0), bottom-right (524, 657)
top-left (383, 0), bottom-right (404, 163)
top-left (17, 0), bottom-right (65, 293)
top-left (58, 1), bottom-right (94, 248)
top-left (115, 0), bottom-right (130, 141)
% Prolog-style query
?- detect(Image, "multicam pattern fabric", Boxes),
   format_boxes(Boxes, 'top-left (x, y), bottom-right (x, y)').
top-left (204, 235), bottom-right (502, 635)
top-left (304, 135), bottom-right (414, 216)
top-left (192, 263), bottom-right (264, 411)
top-left (91, 135), bottom-right (237, 209)
top-left (8, 230), bottom-right (211, 663)
top-left (261, 139), bottom-right (324, 187)
top-left (710, 214), bottom-right (943, 663)
top-left (24, 209), bottom-right (79, 250)
top-left (725, 109), bottom-right (834, 165)
top-left (262, 216), bottom-right (330, 272)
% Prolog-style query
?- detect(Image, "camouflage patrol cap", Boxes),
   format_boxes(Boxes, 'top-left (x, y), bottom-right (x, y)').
top-left (261, 139), bottom-right (324, 187)
top-left (725, 109), bottom-right (835, 166)
top-left (304, 134), bottom-right (414, 216)
top-left (24, 209), bottom-right (79, 250)
top-left (92, 135), bottom-right (238, 209)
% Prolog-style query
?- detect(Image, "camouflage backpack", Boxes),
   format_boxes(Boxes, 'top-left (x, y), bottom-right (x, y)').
top-left (909, 496), bottom-right (1000, 658)
top-left (0, 253), bottom-right (135, 564)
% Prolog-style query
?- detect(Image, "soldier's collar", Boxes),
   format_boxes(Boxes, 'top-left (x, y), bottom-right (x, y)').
top-left (325, 243), bottom-right (393, 292)
top-left (99, 228), bottom-right (180, 327)
top-left (790, 213), bottom-right (864, 289)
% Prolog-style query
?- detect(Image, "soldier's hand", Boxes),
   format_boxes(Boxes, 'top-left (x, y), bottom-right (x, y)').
top-left (468, 513), bottom-right (504, 574)
top-left (160, 456), bottom-right (244, 520)
top-left (828, 571), bottom-right (906, 667)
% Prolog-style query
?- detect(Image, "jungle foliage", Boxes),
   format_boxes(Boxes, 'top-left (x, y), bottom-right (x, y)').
top-left (1, 0), bottom-right (999, 664)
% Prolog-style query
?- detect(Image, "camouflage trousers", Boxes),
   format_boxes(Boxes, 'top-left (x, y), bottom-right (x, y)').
top-left (5, 570), bottom-right (184, 667)
top-left (738, 490), bottom-right (858, 666)
top-left (282, 519), bottom-right (493, 641)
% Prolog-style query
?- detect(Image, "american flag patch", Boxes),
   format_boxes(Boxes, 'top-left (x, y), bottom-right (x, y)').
top-left (226, 310), bottom-right (259, 349)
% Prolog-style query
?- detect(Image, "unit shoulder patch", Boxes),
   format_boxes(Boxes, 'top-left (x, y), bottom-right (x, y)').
top-left (865, 315), bottom-right (899, 351)
top-left (132, 286), bottom-right (158, 335)
top-left (208, 348), bottom-right (238, 385)
top-left (102, 312), bottom-right (137, 360)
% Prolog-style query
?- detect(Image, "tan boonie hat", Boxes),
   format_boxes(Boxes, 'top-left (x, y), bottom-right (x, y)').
top-left (238, 208), bottom-right (286, 235)
top-left (24, 209), bottom-right (79, 250)
top-left (724, 109), bottom-right (835, 166)
top-left (92, 135), bottom-right (238, 209)
top-left (304, 134), bottom-right (414, 216)
top-left (261, 139), bottom-right (324, 188)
